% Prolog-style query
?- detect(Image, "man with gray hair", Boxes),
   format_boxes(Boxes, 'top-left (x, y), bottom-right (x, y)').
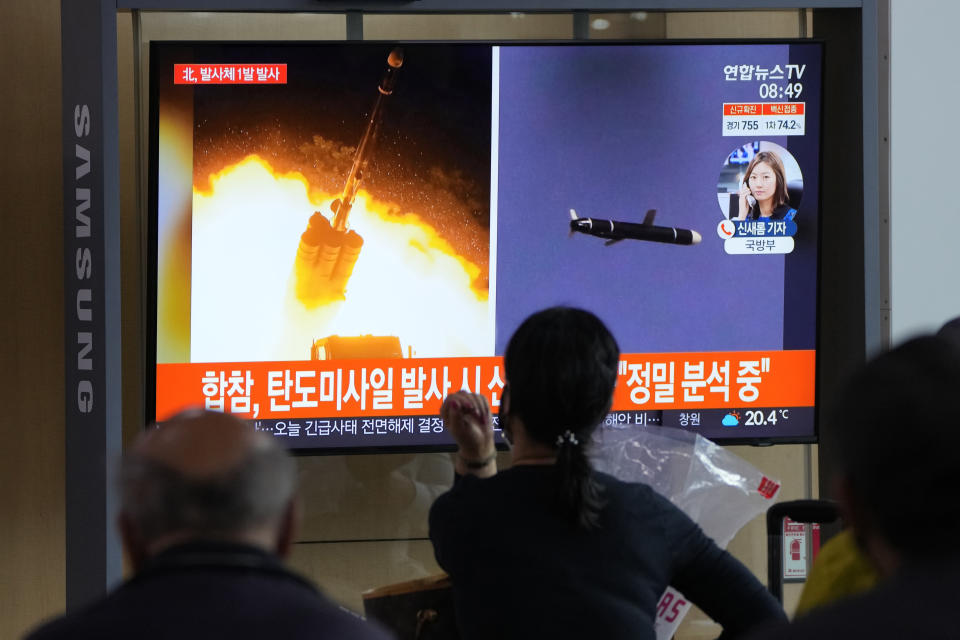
top-left (25, 410), bottom-right (392, 640)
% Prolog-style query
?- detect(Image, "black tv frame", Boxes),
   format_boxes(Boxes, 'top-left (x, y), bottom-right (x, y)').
top-left (145, 37), bottom-right (826, 453)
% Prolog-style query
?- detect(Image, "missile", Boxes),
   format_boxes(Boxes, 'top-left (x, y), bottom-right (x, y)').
top-left (294, 48), bottom-right (404, 308)
top-left (331, 47), bottom-right (404, 231)
top-left (568, 209), bottom-right (701, 246)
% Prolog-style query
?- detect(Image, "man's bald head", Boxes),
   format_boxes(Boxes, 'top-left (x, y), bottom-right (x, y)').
top-left (120, 410), bottom-right (297, 555)
top-left (132, 409), bottom-right (273, 477)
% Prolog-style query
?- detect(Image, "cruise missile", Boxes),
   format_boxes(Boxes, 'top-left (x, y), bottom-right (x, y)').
top-left (568, 209), bottom-right (701, 246)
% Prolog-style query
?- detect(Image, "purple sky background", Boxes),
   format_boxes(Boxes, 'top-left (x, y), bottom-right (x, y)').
top-left (494, 44), bottom-right (803, 354)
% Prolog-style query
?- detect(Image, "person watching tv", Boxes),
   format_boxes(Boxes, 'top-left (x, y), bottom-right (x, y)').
top-left (746, 334), bottom-right (960, 640)
top-left (25, 410), bottom-right (392, 640)
top-left (429, 306), bottom-right (786, 640)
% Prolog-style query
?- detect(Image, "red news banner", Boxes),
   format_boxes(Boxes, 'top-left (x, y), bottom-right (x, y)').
top-left (722, 102), bottom-right (805, 116)
top-left (156, 350), bottom-right (815, 421)
top-left (173, 63), bottom-right (287, 85)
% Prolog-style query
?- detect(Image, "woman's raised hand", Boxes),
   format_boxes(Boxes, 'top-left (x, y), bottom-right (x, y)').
top-left (441, 391), bottom-right (496, 476)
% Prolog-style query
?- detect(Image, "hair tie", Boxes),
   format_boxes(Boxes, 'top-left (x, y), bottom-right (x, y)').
top-left (555, 430), bottom-right (579, 447)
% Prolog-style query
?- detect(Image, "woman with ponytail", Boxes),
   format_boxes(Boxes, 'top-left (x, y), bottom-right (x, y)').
top-left (429, 307), bottom-right (784, 639)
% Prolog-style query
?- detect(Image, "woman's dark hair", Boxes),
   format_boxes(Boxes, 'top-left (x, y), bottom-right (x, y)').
top-left (503, 307), bottom-right (619, 529)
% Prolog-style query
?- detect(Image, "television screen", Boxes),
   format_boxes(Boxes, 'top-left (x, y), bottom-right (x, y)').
top-left (149, 40), bottom-right (822, 450)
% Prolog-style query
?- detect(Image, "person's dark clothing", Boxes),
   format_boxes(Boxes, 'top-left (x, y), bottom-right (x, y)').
top-left (745, 557), bottom-right (960, 640)
top-left (429, 465), bottom-right (785, 640)
top-left (25, 541), bottom-right (393, 640)
top-left (748, 203), bottom-right (797, 221)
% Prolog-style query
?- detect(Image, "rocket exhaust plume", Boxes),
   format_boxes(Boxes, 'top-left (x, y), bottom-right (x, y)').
top-left (294, 47), bottom-right (404, 308)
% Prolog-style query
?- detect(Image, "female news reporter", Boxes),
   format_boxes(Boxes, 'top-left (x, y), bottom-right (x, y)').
top-left (429, 307), bottom-right (785, 640)
top-left (736, 150), bottom-right (798, 221)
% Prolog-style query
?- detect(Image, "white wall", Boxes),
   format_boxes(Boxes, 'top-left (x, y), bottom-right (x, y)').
top-left (890, 0), bottom-right (960, 344)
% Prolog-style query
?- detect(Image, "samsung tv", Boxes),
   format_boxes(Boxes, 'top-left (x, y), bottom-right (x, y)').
top-left (148, 40), bottom-right (822, 451)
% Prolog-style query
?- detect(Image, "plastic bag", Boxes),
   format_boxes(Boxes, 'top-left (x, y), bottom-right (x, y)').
top-left (591, 424), bottom-right (781, 640)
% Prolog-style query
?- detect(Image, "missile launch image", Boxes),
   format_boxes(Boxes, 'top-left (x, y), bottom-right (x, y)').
top-left (154, 44), bottom-right (493, 364)
top-left (295, 48), bottom-right (403, 307)
top-left (568, 209), bottom-right (702, 246)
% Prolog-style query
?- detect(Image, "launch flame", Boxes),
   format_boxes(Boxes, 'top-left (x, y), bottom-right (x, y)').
top-left (190, 155), bottom-right (491, 362)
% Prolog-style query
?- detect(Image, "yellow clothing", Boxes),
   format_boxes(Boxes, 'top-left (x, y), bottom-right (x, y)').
top-left (795, 529), bottom-right (879, 616)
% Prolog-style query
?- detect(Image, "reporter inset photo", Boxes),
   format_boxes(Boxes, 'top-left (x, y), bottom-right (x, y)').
top-left (717, 141), bottom-right (803, 221)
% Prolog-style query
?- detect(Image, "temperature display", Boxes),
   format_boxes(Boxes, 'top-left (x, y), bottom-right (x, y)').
top-left (744, 409), bottom-right (790, 426)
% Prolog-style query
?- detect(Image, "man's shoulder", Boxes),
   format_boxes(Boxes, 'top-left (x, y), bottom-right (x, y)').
top-left (24, 570), bottom-right (393, 640)
top-left (745, 597), bottom-right (882, 640)
top-left (747, 567), bottom-right (960, 640)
